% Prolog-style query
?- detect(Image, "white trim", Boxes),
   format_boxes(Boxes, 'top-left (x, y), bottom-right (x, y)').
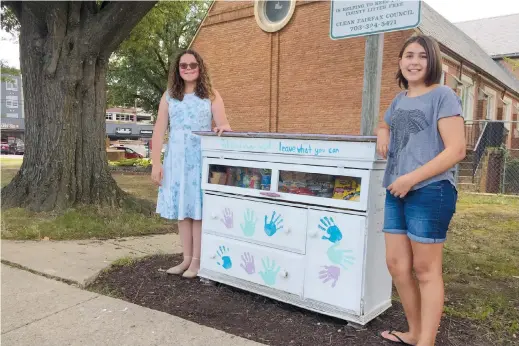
top-left (254, 0), bottom-right (296, 33)
top-left (503, 97), bottom-right (513, 131)
top-left (484, 86), bottom-right (497, 120)
top-left (461, 74), bottom-right (473, 85)
top-left (441, 53), bottom-right (460, 66)
top-left (460, 74), bottom-right (475, 120)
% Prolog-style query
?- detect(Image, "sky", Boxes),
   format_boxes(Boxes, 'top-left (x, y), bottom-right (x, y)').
top-left (2, 0), bottom-right (519, 69)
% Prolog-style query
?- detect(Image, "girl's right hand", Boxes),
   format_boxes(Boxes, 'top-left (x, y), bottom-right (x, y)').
top-left (151, 164), bottom-right (164, 186)
top-left (376, 128), bottom-right (390, 159)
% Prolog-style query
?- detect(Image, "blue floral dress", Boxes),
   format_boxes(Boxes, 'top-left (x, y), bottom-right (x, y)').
top-left (156, 92), bottom-right (212, 220)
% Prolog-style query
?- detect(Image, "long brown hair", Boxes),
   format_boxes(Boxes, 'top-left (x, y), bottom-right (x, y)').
top-left (396, 34), bottom-right (442, 89)
top-left (168, 49), bottom-right (214, 101)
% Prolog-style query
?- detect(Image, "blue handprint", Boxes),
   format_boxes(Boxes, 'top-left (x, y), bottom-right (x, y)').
top-left (319, 216), bottom-right (343, 243)
top-left (216, 246), bottom-right (232, 270)
top-left (259, 257), bottom-right (281, 286)
top-left (327, 243), bottom-right (355, 270)
top-left (264, 211), bottom-right (283, 237)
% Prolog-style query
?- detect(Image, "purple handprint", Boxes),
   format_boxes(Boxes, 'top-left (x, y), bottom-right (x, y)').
top-left (220, 208), bottom-right (233, 229)
top-left (240, 252), bottom-right (255, 275)
top-left (319, 265), bottom-right (340, 288)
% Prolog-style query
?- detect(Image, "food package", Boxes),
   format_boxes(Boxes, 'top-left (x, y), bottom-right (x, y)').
top-left (332, 177), bottom-right (361, 201)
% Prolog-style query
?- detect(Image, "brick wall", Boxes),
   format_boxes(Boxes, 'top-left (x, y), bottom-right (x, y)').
top-left (192, 0), bottom-right (406, 135)
top-left (192, 0), bottom-right (519, 137)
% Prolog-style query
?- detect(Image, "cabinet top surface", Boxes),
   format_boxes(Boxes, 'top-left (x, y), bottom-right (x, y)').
top-left (193, 131), bottom-right (377, 143)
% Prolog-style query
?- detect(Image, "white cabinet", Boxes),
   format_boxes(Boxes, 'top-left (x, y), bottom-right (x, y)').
top-left (197, 132), bottom-right (392, 325)
top-left (304, 210), bottom-right (366, 315)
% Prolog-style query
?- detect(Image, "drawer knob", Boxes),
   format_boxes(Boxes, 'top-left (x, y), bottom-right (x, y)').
top-left (310, 231), bottom-right (319, 238)
top-left (211, 213), bottom-right (218, 219)
top-left (279, 270), bottom-right (288, 278)
top-left (285, 227), bottom-right (291, 235)
top-left (210, 254), bottom-right (216, 259)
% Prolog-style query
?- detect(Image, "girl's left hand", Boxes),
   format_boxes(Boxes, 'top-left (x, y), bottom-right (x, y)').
top-left (387, 174), bottom-right (415, 198)
top-left (213, 124), bottom-right (232, 136)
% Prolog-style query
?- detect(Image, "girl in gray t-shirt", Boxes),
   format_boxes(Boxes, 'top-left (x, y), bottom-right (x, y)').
top-left (376, 34), bottom-right (465, 346)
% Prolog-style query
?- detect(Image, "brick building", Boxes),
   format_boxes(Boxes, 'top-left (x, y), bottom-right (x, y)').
top-left (190, 0), bottom-right (519, 147)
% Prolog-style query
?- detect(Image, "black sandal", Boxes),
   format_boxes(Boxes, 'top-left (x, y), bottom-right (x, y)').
top-left (380, 330), bottom-right (415, 345)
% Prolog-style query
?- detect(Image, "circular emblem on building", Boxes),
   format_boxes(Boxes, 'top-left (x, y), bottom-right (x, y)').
top-left (255, 0), bottom-right (296, 33)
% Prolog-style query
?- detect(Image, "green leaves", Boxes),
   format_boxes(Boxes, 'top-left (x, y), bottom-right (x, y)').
top-left (106, 0), bottom-right (211, 116)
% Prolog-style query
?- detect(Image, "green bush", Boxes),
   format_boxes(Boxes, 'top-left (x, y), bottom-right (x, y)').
top-left (504, 158), bottom-right (519, 194)
top-left (108, 158), bottom-right (152, 168)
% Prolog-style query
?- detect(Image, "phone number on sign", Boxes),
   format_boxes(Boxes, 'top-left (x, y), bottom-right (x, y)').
top-left (350, 20), bottom-right (397, 32)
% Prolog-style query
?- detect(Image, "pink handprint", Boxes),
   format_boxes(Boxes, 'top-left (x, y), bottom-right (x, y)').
top-left (240, 252), bottom-right (255, 275)
top-left (220, 208), bottom-right (233, 229)
top-left (319, 265), bottom-right (340, 288)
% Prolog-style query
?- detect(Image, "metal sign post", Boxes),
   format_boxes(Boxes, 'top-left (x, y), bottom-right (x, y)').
top-left (330, 0), bottom-right (422, 135)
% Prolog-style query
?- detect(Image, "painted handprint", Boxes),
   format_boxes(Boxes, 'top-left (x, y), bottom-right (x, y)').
top-left (240, 209), bottom-right (257, 237)
top-left (240, 252), bottom-right (255, 275)
top-left (216, 246), bottom-right (232, 270)
top-left (326, 243), bottom-right (355, 270)
top-left (264, 211), bottom-right (283, 237)
top-left (319, 265), bottom-right (341, 288)
top-left (220, 208), bottom-right (233, 229)
top-left (319, 216), bottom-right (343, 243)
top-left (259, 257), bottom-right (281, 286)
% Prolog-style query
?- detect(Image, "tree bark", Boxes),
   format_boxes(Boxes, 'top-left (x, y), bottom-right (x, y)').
top-left (1, 1), bottom-right (157, 212)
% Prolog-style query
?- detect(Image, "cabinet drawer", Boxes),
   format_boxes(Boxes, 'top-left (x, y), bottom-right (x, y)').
top-left (203, 194), bottom-right (308, 254)
top-left (303, 210), bottom-right (366, 315)
top-left (201, 233), bottom-right (305, 296)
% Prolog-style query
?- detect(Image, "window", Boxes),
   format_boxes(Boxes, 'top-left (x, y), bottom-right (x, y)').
top-left (6, 78), bottom-right (18, 91)
top-left (503, 98), bottom-right (512, 131)
top-left (483, 87), bottom-right (497, 120)
top-left (6, 96), bottom-right (18, 108)
top-left (255, 0), bottom-right (296, 33)
top-left (459, 76), bottom-right (475, 121)
top-left (6, 113), bottom-right (18, 118)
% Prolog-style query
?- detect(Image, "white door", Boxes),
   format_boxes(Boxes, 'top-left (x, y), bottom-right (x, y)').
top-left (201, 233), bottom-right (306, 296)
top-left (303, 210), bottom-right (366, 315)
top-left (203, 194), bottom-right (308, 254)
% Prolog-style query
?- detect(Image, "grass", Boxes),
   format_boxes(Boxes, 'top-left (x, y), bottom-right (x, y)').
top-left (2, 157), bottom-right (518, 341)
top-left (443, 192), bottom-right (519, 341)
top-left (1, 156), bottom-right (22, 187)
top-left (1, 158), bottom-right (173, 240)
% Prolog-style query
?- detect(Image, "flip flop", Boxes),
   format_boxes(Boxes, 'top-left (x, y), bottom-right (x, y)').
top-left (380, 330), bottom-right (415, 345)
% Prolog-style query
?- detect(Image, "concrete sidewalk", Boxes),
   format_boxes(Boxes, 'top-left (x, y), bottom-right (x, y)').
top-left (1, 264), bottom-right (264, 346)
top-left (1, 234), bottom-right (182, 286)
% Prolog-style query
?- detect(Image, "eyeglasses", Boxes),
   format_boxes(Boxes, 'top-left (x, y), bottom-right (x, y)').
top-left (179, 62), bottom-right (199, 70)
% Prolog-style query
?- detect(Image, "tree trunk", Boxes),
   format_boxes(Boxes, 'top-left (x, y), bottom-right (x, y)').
top-left (1, 1), bottom-right (157, 212)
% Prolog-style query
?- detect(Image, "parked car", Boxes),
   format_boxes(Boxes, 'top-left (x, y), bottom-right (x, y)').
top-left (14, 142), bottom-right (24, 155)
top-left (1, 141), bottom-right (10, 155)
top-left (110, 145), bottom-right (143, 159)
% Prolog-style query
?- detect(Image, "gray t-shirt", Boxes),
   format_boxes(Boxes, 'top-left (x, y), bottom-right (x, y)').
top-left (382, 85), bottom-right (463, 191)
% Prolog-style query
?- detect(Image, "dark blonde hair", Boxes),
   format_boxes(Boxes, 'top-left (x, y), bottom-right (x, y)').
top-left (396, 34), bottom-right (443, 89)
top-left (168, 49), bottom-right (214, 101)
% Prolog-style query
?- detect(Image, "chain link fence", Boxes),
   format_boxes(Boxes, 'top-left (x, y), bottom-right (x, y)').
top-left (457, 120), bottom-right (519, 195)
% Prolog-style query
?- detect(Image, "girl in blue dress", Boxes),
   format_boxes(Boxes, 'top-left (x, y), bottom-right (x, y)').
top-left (151, 49), bottom-right (232, 278)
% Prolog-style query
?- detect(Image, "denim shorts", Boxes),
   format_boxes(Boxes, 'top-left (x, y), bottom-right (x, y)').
top-left (383, 180), bottom-right (457, 244)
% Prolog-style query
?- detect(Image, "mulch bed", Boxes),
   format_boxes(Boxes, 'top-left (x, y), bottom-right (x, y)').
top-left (88, 254), bottom-right (497, 346)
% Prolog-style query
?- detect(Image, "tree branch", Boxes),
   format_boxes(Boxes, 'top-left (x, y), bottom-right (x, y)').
top-left (141, 72), bottom-right (165, 95)
top-left (152, 47), bottom-right (169, 75)
top-left (88, 1), bottom-right (158, 58)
